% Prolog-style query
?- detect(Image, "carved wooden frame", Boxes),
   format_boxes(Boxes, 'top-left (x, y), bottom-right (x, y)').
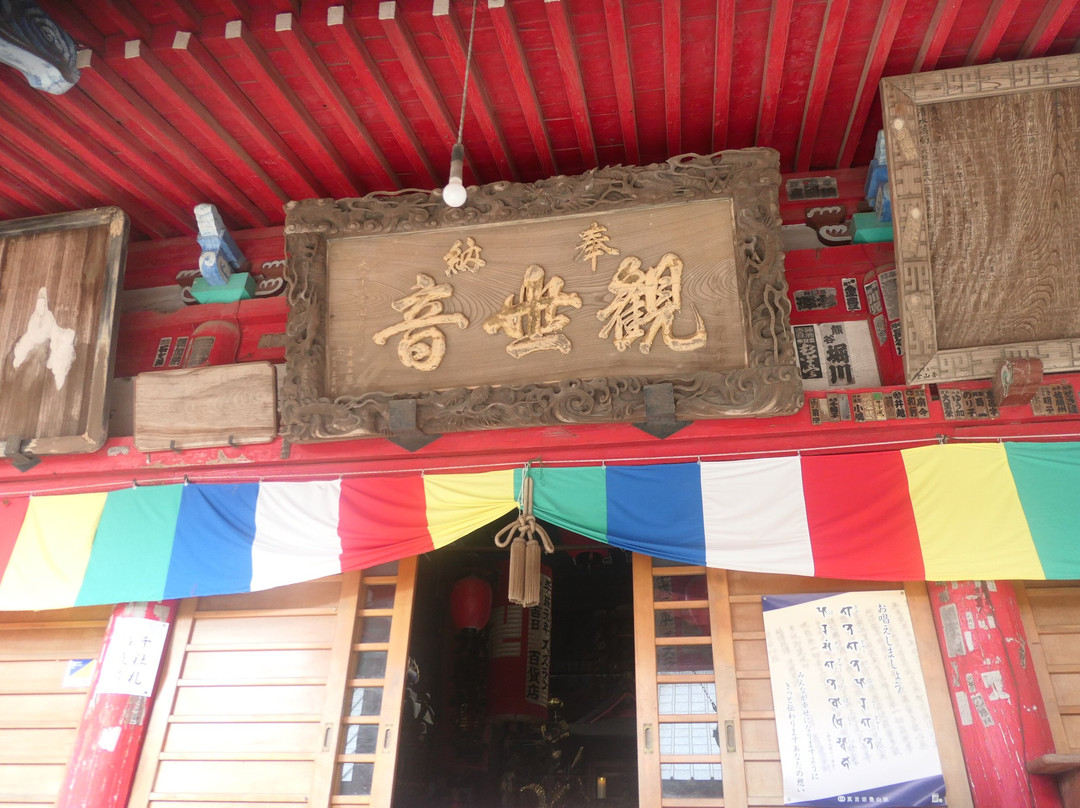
top-left (281, 150), bottom-right (802, 442)
top-left (882, 54), bottom-right (1080, 384)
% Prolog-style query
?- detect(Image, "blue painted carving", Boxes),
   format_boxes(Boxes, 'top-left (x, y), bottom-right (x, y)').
top-left (0, 0), bottom-right (79, 95)
top-left (195, 203), bottom-right (248, 287)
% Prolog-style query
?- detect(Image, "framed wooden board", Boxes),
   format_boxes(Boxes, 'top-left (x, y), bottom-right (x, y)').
top-left (133, 362), bottom-right (277, 452)
top-left (281, 150), bottom-right (802, 442)
top-left (882, 54), bottom-right (1080, 384)
top-left (0, 208), bottom-right (128, 457)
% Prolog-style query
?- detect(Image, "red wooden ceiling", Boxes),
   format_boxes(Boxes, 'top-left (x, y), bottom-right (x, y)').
top-left (1, 0), bottom-right (1078, 241)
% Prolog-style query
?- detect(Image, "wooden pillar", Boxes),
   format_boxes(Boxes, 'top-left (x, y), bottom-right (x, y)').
top-left (926, 581), bottom-right (1062, 808)
top-left (56, 600), bottom-right (177, 808)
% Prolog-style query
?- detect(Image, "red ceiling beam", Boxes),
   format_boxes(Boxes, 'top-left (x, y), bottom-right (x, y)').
top-left (794, 0), bottom-right (851, 172)
top-left (911, 0), bottom-right (962, 73)
top-left (663, 0), bottom-right (682, 155)
top-left (0, 76), bottom-right (190, 236)
top-left (326, 6), bottom-right (438, 186)
top-left (756, 0), bottom-right (794, 148)
top-left (160, 0), bottom-right (202, 30)
top-left (378, 2), bottom-right (480, 184)
top-left (222, 19), bottom-right (359, 198)
top-left (162, 30), bottom-right (322, 204)
top-left (544, 0), bottom-right (597, 167)
top-left (76, 48), bottom-right (269, 229)
top-left (432, 0), bottom-right (518, 182)
top-left (0, 146), bottom-right (55, 216)
top-left (0, 133), bottom-right (101, 212)
top-left (712, 0), bottom-right (736, 151)
top-left (274, 13), bottom-right (398, 191)
top-left (117, 38), bottom-right (290, 220)
top-left (837, 0), bottom-right (909, 169)
top-left (36, 2), bottom-right (105, 52)
top-left (214, 0), bottom-right (249, 17)
top-left (602, 0), bottom-right (639, 164)
top-left (40, 67), bottom-right (209, 220)
top-left (1018, 0), bottom-right (1079, 59)
top-left (98, 0), bottom-right (153, 42)
top-left (964, 0), bottom-right (1023, 65)
top-left (488, 0), bottom-right (558, 177)
top-left (0, 106), bottom-right (169, 238)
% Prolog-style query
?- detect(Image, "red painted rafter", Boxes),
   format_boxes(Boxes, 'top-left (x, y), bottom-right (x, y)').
top-left (711, 0), bottom-right (736, 151)
top-left (76, 48), bottom-right (269, 229)
top-left (662, 0), bottom-right (682, 155)
top-left (36, 2), bottom-right (104, 52)
top-left (0, 76), bottom-right (191, 235)
top-left (0, 145), bottom-right (54, 216)
top-left (794, 0), bottom-right (851, 172)
top-left (162, 31), bottom-right (322, 203)
top-left (378, 2), bottom-right (480, 184)
top-left (1018, 0), bottom-right (1079, 59)
top-left (116, 39), bottom-right (289, 218)
top-left (42, 69), bottom-right (210, 220)
top-left (160, 0), bottom-right (201, 30)
top-left (274, 13), bottom-right (398, 190)
top-left (911, 0), bottom-right (962, 73)
top-left (837, 0), bottom-right (909, 169)
top-left (964, 0), bottom-right (1023, 65)
top-left (756, 0), bottom-right (794, 148)
top-left (0, 106), bottom-right (169, 237)
top-left (488, 0), bottom-right (557, 176)
top-left (222, 19), bottom-right (358, 198)
top-left (0, 187), bottom-right (37, 219)
top-left (432, 0), bottom-right (518, 181)
top-left (99, 0), bottom-right (152, 42)
top-left (326, 6), bottom-right (438, 186)
top-left (602, 0), bottom-right (638, 163)
top-left (0, 133), bottom-right (100, 211)
top-left (544, 0), bottom-right (597, 167)
top-left (214, 0), bottom-right (249, 17)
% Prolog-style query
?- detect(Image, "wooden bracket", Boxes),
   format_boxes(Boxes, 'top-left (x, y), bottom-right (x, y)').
top-left (3, 435), bottom-right (40, 472)
top-left (387, 399), bottom-right (441, 452)
top-left (634, 383), bottom-right (691, 439)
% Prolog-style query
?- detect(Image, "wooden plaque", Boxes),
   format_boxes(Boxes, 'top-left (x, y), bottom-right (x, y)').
top-left (0, 208), bottom-right (128, 456)
top-left (133, 363), bottom-right (278, 452)
top-left (281, 150), bottom-right (802, 442)
top-left (882, 54), bottom-right (1080, 384)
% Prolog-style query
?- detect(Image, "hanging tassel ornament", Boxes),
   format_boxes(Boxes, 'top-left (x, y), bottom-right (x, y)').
top-left (494, 473), bottom-right (553, 608)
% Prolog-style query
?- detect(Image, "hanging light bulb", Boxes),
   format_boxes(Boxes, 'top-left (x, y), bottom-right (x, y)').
top-left (443, 142), bottom-right (467, 207)
top-left (441, 0), bottom-right (478, 207)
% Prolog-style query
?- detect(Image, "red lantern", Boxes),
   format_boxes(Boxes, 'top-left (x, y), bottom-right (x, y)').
top-left (450, 576), bottom-right (493, 632)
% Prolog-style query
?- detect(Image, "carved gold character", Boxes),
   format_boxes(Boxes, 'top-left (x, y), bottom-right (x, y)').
top-left (483, 264), bottom-right (582, 358)
top-left (443, 236), bottom-right (486, 276)
top-left (573, 221), bottom-right (619, 272)
top-left (597, 253), bottom-right (706, 353)
top-left (372, 273), bottom-right (469, 371)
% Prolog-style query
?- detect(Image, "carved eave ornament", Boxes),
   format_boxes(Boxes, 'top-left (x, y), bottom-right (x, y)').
top-left (281, 149), bottom-right (803, 443)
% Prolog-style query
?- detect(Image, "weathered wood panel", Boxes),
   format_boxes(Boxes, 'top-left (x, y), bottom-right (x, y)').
top-left (883, 54), bottom-right (1080, 383)
top-left (133, 362), bottom-right (277, 452)
top-left (0, 209), bottom-right (128, 456)
top-left (921, 89), bottom-right (1080, 350)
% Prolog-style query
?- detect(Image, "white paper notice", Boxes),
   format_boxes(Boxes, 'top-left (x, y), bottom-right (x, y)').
top-left (96, 617), bottom-right (169, 698)
top-left (762, 591), bottom-right (945, 806)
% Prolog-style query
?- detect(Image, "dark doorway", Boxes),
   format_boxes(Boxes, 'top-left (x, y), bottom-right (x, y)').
top-left (394, 514), bottom-right (638, 807)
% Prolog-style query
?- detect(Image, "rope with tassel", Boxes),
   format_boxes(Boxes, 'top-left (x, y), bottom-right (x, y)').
top-left (494, 472), bottom-right (553, 608)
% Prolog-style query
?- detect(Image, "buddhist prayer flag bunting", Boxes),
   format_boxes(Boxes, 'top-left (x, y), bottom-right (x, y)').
top-left (1, 442), bottom-right (1079, 611)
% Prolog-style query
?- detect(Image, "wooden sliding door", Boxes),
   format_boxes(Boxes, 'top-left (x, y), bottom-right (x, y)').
top-left (129, 559), bottom-right (416, 808)
top-left (633, 555), bottom-right (971, 807)
top-left (0, 605), bottom-right (111, 806)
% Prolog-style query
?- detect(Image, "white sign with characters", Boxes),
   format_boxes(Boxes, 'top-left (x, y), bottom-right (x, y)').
top-left (762, 591), bottom-right (946, 807)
